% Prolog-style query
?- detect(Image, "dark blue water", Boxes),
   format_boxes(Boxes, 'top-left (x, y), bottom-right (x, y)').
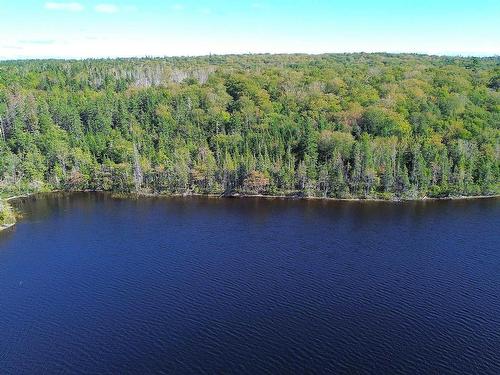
top-left (1, 193), bottom-right (499, 374)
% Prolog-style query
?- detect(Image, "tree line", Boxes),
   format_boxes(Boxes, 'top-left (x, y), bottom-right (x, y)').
top-left (0, 53), bottom-right (498, 199)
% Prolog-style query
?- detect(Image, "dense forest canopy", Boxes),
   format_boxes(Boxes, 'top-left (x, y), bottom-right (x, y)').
top-left (0, 53), bottom-right (499, 200)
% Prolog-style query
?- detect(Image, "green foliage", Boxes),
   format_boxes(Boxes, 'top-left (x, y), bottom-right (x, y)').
top-left (0, 201), bottom-right (15, 226)
top-left (0, 53), bottom-right (498, 199)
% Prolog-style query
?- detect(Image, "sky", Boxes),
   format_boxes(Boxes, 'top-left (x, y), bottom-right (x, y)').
top-left (0, 0), bottom-right (499, 60)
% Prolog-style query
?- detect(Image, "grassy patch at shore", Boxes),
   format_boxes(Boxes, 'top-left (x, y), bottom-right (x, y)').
top-left (0, 201), bottom-right (16, 228)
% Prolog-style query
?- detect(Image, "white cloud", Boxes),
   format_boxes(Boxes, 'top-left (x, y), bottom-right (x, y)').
top-left (1, 45), bottom-right (23, 51)
top-left (18, 39), bottom-right (56, 45)
top-left (44, 2), bottom-right (84, 12)
top-left (171, 4), bottom-right (185, 11)
top-left (95, 4), bottom-right (119, 14)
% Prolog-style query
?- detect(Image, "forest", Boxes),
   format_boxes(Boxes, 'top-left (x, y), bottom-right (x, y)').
top-left (0, 53), bottom-right (499, 202)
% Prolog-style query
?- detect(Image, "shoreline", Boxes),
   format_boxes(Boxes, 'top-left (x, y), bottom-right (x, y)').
top-left (0, 223), bottom-right (15, 232)
top-left (6, 193), bottom-right (41, 202)
top-left (2, 191), bottom-right (497, 233)
top-left (217, 193), bottom-right (500, 202)
top-left (135, 191), bottom-right (500, 203)
top-left (0, 199), bottom-right (17, 232)
top-left (4, 190), bottom-right (500, 203)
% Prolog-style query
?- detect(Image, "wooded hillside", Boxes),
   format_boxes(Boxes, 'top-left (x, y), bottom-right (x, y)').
top-left (0, 54), bottom-right (498, 199)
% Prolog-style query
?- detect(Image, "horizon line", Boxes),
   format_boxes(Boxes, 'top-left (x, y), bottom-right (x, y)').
top-left (1, 51), bottom-right (499, 63)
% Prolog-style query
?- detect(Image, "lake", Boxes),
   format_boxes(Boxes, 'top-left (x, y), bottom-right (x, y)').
top-left (1, 193), bottom-right (499, 374)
